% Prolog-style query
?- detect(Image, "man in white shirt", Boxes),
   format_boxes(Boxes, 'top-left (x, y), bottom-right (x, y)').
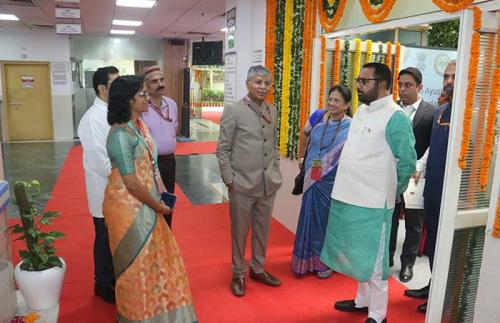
top-left (77, 66), bottom-right (119, 303)
top-left (388, 67), bottom-right (435, 283)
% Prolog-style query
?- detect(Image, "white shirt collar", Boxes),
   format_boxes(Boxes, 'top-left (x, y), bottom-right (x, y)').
top-left (93, 96), bottom-right (108, 112)
top-left (401, 97), bottom-right (422, 111)
top-left (365, 95), bottom-right (393, 111)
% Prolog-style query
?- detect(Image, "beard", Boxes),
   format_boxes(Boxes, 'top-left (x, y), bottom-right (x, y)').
top-left (358, 87), bottom-right (378, 105)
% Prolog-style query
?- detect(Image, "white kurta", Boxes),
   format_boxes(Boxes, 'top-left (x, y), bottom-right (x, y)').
top-left (77, 97), bottom-right (111, 218)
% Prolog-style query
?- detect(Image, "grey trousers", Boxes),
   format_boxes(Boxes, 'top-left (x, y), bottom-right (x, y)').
top-left (228, 190), bottom-right (277, 278)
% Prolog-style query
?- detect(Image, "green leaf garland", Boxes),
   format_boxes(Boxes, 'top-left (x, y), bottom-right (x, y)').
top-left (341, 40), bottom-right (350, 86)
top-left (273, 0), bottom-right (286, 146)
top-left (287, 0), bottom-right (306, 158)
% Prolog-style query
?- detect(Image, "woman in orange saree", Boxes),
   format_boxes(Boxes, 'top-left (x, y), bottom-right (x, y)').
top-left (103, 75), bottom-right (197, 323)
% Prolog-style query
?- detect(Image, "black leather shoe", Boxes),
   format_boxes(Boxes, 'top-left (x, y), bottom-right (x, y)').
top-left (417, 302), bottom-right (427, 313)
top-left (399, 265), bottom-right (413, 282)
top-left (231, 277), bottom-right (245, 297)
top-left (94, 285), bottom-right (115, 303)
top-left (404, 284), bottom-right (429, 299)
top-left (334, 300), bottom-right (368, 312)
top-left (249, 270), bottom-right (281, 287)
top-left (366, 318), bottom-right (387, 323)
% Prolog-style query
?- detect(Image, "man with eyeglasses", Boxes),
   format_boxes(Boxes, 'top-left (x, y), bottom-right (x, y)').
top-left (78, 66), bottom-right (119, 303)
top-left (321, 62), bottom-right (416, 323)
top-left (141, 65), bottom-right (178, 228)
top-left (388, 67), bottom-right (435, 283)
top-left (404, 60), bottom-right (456, 313)
top-left (216, 65), bottom-right (282, 297)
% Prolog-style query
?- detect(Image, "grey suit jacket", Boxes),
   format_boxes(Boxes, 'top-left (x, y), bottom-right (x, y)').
top-left (216, 98), bottom-right (282, 197)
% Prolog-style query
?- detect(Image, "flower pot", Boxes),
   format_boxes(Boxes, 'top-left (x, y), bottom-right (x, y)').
top-left (14, 258), bottom-right (66, 310)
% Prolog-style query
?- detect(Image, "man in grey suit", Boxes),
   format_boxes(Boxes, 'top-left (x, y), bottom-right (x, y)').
top-left (216, 65), bottom-right (282, 297)
top-left (389, 67), bottom-right (435, 282)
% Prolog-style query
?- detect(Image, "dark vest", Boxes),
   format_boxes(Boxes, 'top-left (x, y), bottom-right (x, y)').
top-left (423, 103), bottom-right (451, 200)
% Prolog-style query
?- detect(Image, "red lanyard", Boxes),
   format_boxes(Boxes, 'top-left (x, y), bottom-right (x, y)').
top-left (149, 98), bottom-right (172, 122)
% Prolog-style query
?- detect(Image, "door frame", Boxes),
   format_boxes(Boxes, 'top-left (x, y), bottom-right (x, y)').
top-left (1, 61), bottom-right (54, 141)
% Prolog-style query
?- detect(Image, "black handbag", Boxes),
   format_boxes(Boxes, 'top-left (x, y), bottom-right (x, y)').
top-left (292, 140), bottom-right (310, 195)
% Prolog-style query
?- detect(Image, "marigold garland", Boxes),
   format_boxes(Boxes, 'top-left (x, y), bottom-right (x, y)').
top-left (466, 34), bottom-right (494, 206)
top-left (279, 0), bottom-right (294, 156)
top-left (265, 0), bottom-right (277, 104)
top-left (333, 38), bottom-right (341, 85)
top-left (299, 0), bottom-right (317, 145)
top-left (392, 42), bottom-right (401, 100)
top-left (458, 7), bottom-right (482, 170)
top-left (359, 0), bottom-right (397, 23)
top-left (351, 38), bottom-right (362, 114)
top-left (479, 30), bottom-right (500, 191)
top-left (366, 39), bottom-right (373, 63)
top-left (319, 35), bottom-right (327, 109)
top-left (385, 41), bottom-right (392, 70)
top-left (432, 0), bottom-right (474, 13)
top-left (493, 195), bottom-right (500, 238)
top-left (317, 0), bottom-right (348, 32)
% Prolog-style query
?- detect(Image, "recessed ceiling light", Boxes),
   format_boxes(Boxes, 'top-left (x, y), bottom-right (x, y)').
top-left (113, 19), bottom-right (143, 27)
top-left (110, 29), bottom-right (135, 35)
top-left (0, 14), bottom-right (19, 21)
top-left (116, 0), bottom-right (156, 8)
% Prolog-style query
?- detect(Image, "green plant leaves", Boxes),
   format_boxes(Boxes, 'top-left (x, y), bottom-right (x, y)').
top-left (10, 180), bottom-right (64, 271)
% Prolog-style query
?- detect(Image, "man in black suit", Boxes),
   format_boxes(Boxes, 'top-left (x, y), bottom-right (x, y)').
top-left (389, 67), bottom-right (435, 283)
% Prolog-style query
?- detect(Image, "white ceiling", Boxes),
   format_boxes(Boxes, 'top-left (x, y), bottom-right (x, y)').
top-left (0, 0), bottom-right (226, 39)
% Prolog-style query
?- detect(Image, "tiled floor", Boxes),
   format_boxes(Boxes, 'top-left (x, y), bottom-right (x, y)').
top-left (1, 141), bottom-right (76, 218)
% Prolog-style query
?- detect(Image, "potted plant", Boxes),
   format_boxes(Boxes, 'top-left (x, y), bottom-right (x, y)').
top-left (8, 180), bottom-right (66, 311)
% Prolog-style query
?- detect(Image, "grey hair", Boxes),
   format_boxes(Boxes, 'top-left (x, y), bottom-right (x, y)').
top-left (247, 65), bottom-right (272, 81)
top-left (447, 59), bottom-right (457, 66)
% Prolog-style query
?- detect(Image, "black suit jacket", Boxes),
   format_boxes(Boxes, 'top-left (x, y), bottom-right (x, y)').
top-left (398, 99), bottom-right (435, 160)
top-left (411, 100), bottom-right (435, 159)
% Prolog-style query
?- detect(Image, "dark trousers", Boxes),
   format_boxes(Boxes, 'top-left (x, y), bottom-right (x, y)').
top-left (424, 197), bottom-right (441, 271)
top-left (389, 200), bottom-right (425, 267)
top-left (158, 154), bottom-right (176, 228)
top-left (93, 217), bottom-right (115, 287)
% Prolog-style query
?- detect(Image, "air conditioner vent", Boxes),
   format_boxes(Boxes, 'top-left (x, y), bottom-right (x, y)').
top-left (0, 0), bottom-right (36, 6)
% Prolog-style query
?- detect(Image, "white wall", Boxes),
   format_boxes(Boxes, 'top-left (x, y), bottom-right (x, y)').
top-left (225, 0), bottom-right (266, 101)
top-left (70, 36), bottom-right (164, 62)
top-left (0, 31), bottom-right (73, 141)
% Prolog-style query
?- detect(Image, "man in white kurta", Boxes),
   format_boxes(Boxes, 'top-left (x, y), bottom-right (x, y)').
top-left (77, 66), bottom-right (119, 303)
top-left (321, 63), bottom-right (416, 323)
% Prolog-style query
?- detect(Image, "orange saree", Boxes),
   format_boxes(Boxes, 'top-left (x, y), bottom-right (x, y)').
top-left (103, 123), bottom-right (197, 322)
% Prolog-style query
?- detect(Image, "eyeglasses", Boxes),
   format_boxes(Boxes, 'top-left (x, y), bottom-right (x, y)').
top-left (137, 90), bottom-right (149, 98)
top-left (355, 77), bottom-right (383, 86)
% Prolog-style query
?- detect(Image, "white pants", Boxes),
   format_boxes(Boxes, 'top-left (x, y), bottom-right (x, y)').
top-left (355, 223), bottom-right (388, 323)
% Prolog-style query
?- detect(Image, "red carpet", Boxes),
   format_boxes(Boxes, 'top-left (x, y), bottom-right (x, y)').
top-left (10, 146), bottom-right (425, 323)
top-left (201, 111), bottom-right (222, 124)
top-left (176, 141), bottom-right (216, 155)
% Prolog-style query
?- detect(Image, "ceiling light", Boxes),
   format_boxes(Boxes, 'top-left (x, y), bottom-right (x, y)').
top-left (220, 27), bottom-right (228, 32)
top-left (113, 19), bottom-right (143, 27)
top-left (116, 0), bottom-right (156, 8)
top-left (0, 14), bottom-right (19, 21)
top-left (110, 29), bottom-right (135, 35)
